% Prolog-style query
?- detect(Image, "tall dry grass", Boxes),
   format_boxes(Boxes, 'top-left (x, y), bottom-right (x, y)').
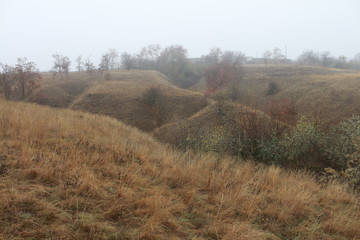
top-left (0, 99), bottom-right (359, 239)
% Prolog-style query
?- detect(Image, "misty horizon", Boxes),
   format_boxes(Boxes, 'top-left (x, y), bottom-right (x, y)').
top-left (1, 0), bottom-right (359, 71)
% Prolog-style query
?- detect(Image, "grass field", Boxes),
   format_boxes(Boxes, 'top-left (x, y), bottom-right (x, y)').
top-left (0, 99), bottom-right (359, 239)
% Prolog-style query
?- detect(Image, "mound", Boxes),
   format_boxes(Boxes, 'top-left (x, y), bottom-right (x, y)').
top-left (193, 65), bottom-right (360, 126)
top-left (70, 70), bottom-right (207, 131)
top-left (154, 101), bottom-right (287, 156)
top-left (0, 99), bottom-right (359, 239)
top-left (31, 72), bottom-right (95, 108)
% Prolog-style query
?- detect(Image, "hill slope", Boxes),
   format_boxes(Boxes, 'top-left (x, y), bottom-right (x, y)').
top-left (192, 65), bottom-right (360, 125)
top-left (68, 70), bottom-right (207, 131)
top-left (0, 99), bottom-right (359, 239)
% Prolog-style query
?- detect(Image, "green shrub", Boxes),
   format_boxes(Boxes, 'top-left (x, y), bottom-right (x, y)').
top-left (142, 87), bottom-right (162, 106)
top-left (324, 116), bottom-right (360, 189)
top-left (258, 117), bottom-right (323, 167)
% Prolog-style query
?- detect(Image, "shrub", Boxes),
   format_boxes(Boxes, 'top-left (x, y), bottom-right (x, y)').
top-left (263, 98), bottom-right (297, 125)
top-left (265, 81), bottom-right (280, 96)
top-left (142, 87), bottom-right (162, 106)
top-left (258, 117), bottom-right (324, 168)
top-left (324, 116), bottom-right (360, 189)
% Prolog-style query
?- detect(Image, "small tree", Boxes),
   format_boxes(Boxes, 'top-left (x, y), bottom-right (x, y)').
top-left (75, 55), bottom-right (83, 72)
top-left (98, 54), bottom-right (110, 73)
top-left (108, 48), bottom-right (119, 70)
top-left (297, 50), bottom-right (320, 66)
top-left (263, 50), bottom-right (272, 66)
top-left (0, 63), bottom-right (14, 100)
top-left (83, 57), bottom-right (96, 76)
top-left (13, 58), bottom-right (40, 100)
top-left (157, 45), bottom-right (188, 85)
top-left (121, 52), bottom-right (136, 70)
top-left (51, 54), bottom-right (71, 80)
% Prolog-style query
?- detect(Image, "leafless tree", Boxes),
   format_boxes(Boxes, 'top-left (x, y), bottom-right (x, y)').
top-left (263, 50), bottom-right (272, 66)
top-left (157, 45), bottom-right (188, 84)
top-left (272, 47), bottom-right (284, 62)
top-left (297, 51), bottom-right (320, 66)
top-left (137, 44), bottom-right (161, 69)
top-left (52, 54), bottom-right (71, 80)
top-left (202, 47), bottom-right (223, 64)
top-left (83, 57), bottom-right (96, 76)
top-left (121, 52), bottom-right (136, 70)
top-left (0, 63), bottom-right (14, 100)
top-left (108, 48), bottom-right (119, 70)
top-left (13, 58), bottom-right (40, 100)
top-left (75, 55), bottom-right (83, 72)
top-left (98, 54), bottom-right (110, 73)
top-left (320, 51), bottom-right (335, 67)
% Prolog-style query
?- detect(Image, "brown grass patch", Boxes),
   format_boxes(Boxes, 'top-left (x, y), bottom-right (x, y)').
top-left (0, 99), bottom-right (359, 239)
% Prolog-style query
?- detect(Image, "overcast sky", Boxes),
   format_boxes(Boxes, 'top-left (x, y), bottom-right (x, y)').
top-left (1, 0), bottom-right (359, 71)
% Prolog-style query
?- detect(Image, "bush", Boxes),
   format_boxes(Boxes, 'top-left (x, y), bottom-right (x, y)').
top-left (258, 117), bottom-right (324, 168)
top-left (142, 87), bottom-right (162, 106)
top-left (263, 98), bottom-right (297, 125)
top-left (323, 116), bottom-right (360, 189)
top-left (265, 81), bottom-right (280, 96)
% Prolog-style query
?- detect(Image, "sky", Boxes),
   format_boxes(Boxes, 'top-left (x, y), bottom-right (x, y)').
top-left (1, 0), bottom-right (359, 71)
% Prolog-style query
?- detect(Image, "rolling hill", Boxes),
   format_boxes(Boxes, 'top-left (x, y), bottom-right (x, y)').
top-left (32, 70), bottom-right (208, 132)
top-left (0, 99), bottom-right (359, 239)
top-left (192, 65), bottom-right (360, 126)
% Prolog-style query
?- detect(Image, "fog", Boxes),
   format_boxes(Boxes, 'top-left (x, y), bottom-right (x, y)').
top-left (1, 0), bottom-right (359, 71)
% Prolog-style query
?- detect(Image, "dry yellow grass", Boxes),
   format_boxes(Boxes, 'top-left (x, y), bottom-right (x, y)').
top-left (0, 99), bottom-right (359, 239)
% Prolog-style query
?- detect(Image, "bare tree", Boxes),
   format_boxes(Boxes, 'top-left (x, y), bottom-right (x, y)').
top-left (108, 49), bottom-right (119, 70)
top-left (52, 54), bottom-right (71, 80)
top-left (83, 57), bottom-right (96, 76)
top-left (137, 44), bottom-right (161, 69)
top-left (263, 50), bottom-right (272, 66)
top-left (0, 63), bottom-right (14, 100)
top-left (98, 54), bottom-right (110, 73)
top-left (202, 47), bottom-right (223, 64)
top-left (13, 58), bottom-right (40, 100)
top-left (75, 55), bottom-right (83, 72)
top-left (297, 51), bottom-right (320, 66)
top-left (157, 45), bottom-right (188, 84)
top-left (320, 51), bottom-right (335, 67)
top-left (272, 47), bottom-right (284, 62)
top-left (121, 52), bottom-right (136, 70)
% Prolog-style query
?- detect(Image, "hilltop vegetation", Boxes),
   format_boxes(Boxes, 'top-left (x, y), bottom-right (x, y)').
top-left (0, 99), bottom-right (359, 239)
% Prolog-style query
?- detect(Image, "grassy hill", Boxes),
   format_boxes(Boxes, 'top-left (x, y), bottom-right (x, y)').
top-left (0, 99), bottom-right (359, 239)
top-left (30, 72), bottom-right (96, 108)
top-left (154, 101), bottom-right (287, 157)
top-left (192, 65), bottom-right (360, 126)
top-left (32, 70), bottom-right (207, 132)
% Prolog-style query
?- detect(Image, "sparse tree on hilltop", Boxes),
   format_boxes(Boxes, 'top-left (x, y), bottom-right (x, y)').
top-left (98, 54), bottom-right (110, 73)
top-left (137, 44), bottom-right (161, 69)
top-left (0, 63), bottom-right (15, 100)
top-left (157, 45), bottom-right (188, 84)
top-left (121, 52), bottom-right (137, 70)
top-left (320, 51), bottom-right (335, 67)
top-left (202, 47), bottom-right (223, 64)
top-left (52, 54), bottom-right (71, 80)
top-left (13, 58), bottom-right (40, 100)
top-left (108, 49), bottom-right (119, 70)
top-left (83, 57), bottom-right (96, 76)
top-left (75, 55), bottom-right (83, 72)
